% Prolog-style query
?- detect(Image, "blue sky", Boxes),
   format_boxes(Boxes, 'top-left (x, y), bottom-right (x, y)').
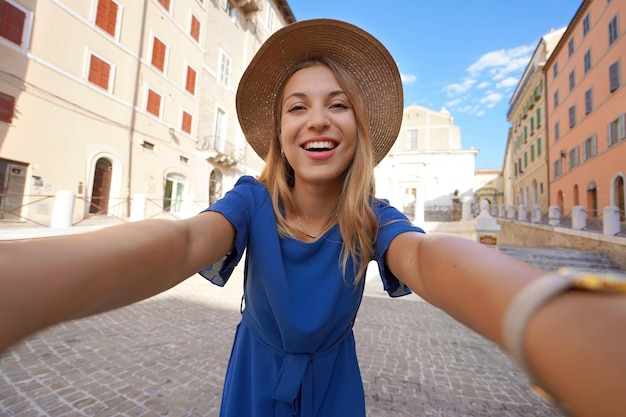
top-left (288, 1), bottom-right (581, 169)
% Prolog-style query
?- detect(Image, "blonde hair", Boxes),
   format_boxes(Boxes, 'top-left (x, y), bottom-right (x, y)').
top-left (257, 57), bottom-right (378, 284)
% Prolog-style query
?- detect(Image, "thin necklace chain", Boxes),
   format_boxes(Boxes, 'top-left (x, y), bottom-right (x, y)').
top-left (295, 212), bottom-right (335, 239)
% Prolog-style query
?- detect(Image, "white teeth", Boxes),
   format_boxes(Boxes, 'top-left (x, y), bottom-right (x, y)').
top-left (304, 141), bottom-right (335, 150)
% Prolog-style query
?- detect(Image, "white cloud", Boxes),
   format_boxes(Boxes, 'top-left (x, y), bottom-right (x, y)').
top-left (480, 92), bottom-right (503, 108)
top-left (401, 73), bottom-right (417, 84)
top-left (496, 77), bottom-right (519, 89)
top-left (445, 98), bottom-right (463, 107)
top-left (467, 44), bottom-right (535, 76)
top-left (444, 77), bottom-right (476, 96)
top-left (477, 82), bottom-right (491, 89)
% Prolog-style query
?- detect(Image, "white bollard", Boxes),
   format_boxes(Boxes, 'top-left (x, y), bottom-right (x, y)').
top-left (461, 196), bottom-right (473, 221)
top-left (50, 190), bottom-right (75, 229)
top-left (506, 205), bottom-right (516, 219)
top-left (548, 205), bottom-right (561, 226)
top-left (517, 205), bottom-right (528, 221)
top-left (130, 193), bottom-right (147, 222)
top-left (531, 205), bottom-right (542, 223)
top-left (603, 206), bottom-right (620, 236)
top-left (571, 206), bottom-right (586, 230)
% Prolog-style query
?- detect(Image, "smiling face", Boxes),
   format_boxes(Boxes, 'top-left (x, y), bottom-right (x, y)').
top-left (279, 64), bottom-right (358, 189)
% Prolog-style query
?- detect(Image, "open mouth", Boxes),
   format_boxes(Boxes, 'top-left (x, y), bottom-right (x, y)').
top-left (303, 140), bottom-right (337, 152)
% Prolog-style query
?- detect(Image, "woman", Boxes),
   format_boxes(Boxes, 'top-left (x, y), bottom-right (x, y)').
top-left (1, 19), bottom-right (625, 417)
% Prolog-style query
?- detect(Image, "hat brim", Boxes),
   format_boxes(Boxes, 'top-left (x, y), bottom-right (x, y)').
top-left (236, 18), bottom-right (403, 165)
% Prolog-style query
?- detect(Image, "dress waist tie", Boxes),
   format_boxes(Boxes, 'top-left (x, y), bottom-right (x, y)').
top-left (241, 311), bottom-right (353, 417)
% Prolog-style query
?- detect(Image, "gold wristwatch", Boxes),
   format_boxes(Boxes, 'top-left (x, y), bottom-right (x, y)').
top-left (502, 267), bottom-right (626, 412)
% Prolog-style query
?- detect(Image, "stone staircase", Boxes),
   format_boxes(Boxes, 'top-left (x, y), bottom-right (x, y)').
top-left (499, 246), bottom-right (625, 274)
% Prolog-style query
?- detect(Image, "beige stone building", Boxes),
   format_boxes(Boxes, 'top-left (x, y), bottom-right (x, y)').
top-left (0, 0), bottom-right (294, 225)
top-left (375, 104), bottom-right (477, 223)
top-left (505, 27), bottom-right (565, 221)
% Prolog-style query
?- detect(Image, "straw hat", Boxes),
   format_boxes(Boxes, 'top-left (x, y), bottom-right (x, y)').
top-left (236, 18), bottom-right (403, 165)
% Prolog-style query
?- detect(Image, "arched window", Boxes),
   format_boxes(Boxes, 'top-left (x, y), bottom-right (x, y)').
top-left (612, 175), bottom-right (625, 221)
top-left (586, 181), bottom-right (597, 218)
top-left (90, 158), bottom-right (113, 214)
top-left (164, 173), bottom-right (186, 214)
top-left (209, 169), bottom-right (223, 206)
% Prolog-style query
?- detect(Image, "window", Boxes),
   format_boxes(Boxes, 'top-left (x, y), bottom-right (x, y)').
top-left (553, 159), bottom-right (562, 179)
top-left (554, 122), bottom-right (560, 142)
top-left (408, 129), bottom-right (417, 149)
top-left (142, 140), bottom-right (155, 151)
top-left (88, 53), bottom-right (112, 91)
top-left (164, 173), bottom-right (185, 214)
top-left (569, 70), bottom-right (575, 91)
top-left (524, 152), bottom-right (528, 168)
top-left (146, 89), bottom-right (162, 117)
top-left (151, 36), bottom-right (166, 72)
top-left (185, 65), bottom-right (196, 95)
top-left (0, 0), bottom-right (26, 46)
top-left (553, 61), bottom-right (558, 79)
top-left (553, 90), bottom-right (559, 108)
top-left (157, 0), bottom-right (170, 12)
top-left (569, 105), bottom-right (577, 128)
top-left (181, 110), bottom-right (192, 134)
top-left (609, 61), bottom-right (621, 92)
top-left (214, 108), bottom-right (226, 151)
top-left (190, 14), bottom-right (200, 42)
top-left (568, 146), bottom-right (580, 170)
top-left (0, 91), bottom-right (15, 123)
top-left (568, 38), bottom-right (574, 57)
top-left (609, 15), bottom-right (619, 46)
top-left (220, 0), bottom-right (236, 19)
top-left (95, 0), bottom-right (118, 37)
top-left (583, 13), bottom-right (590, 36)
top-left (530, 117), bottom-right (535, 134)
top-left (531, 144), bottom-right (535, 162)
top-left (608, 114), bottom-right (625, 147)
top-left (584, 88), bottom-right (593, 114)
top-left (584, 49), bottom-right (592, 74)
top-left (583, 134), bottom-right (597, 161)
top-left (266, 8), bottom-right (275, 32)
top-left (537, 137), bottom-right (542, 156)
top-left (218, 50), bottom-right (231, 86)
top-left (536, 108), bottom-right (542, 127)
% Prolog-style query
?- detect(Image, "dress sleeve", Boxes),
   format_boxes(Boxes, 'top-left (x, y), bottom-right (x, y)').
top-left (373, 199), bottom-right (425, 297)
top-left (197, 176), bottom-right (263, 286)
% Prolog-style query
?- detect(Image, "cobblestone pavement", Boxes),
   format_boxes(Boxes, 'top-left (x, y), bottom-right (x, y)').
top-left (1, 265), bottom-right (562, 417)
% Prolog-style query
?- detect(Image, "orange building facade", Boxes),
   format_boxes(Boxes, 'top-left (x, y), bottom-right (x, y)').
top-left (545, 0), bottom-right (626, 220)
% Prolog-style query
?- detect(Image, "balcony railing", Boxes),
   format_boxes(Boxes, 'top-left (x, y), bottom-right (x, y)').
top-left (197, 135), bottom-right (245, 167)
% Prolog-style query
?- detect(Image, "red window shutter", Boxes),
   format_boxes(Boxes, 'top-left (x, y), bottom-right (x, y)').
top-left (0, 92), bottom-right (15, 123)
top-left (151, 37), bottom-right (166, 71)
top-left (0, 0), bottom-right (26, 46)
top-left (158, 0), bottom-right (170, 11)
top-left (88, 55), bottom-right (111, 90)
top-left (95, 0), bottom-right (117, 37)
top-left (147, 90), bottom-right (161, 116)
top-left (185, 66), bottom-right (196, 95)
top-left (190, 15), bottom-right (200, 42)
top-left (182, 111), bottom-right (192, 134)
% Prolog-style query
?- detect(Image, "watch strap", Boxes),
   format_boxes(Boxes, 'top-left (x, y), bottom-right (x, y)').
top-left (502, 272), bottom-right (574, 409)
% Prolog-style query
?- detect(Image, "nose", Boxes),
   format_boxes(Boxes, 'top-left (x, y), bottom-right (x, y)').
top-left (306, 106), bottom-right (330, 130)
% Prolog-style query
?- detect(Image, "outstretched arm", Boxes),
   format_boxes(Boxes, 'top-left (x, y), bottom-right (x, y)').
top-left (0, 211), bottom-right (234, 353)
top-left (386, 231), bottom-right (626, 417)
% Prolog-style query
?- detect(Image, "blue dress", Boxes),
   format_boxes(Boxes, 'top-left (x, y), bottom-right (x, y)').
top-left (200, 176), bottom-right (424, 417)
